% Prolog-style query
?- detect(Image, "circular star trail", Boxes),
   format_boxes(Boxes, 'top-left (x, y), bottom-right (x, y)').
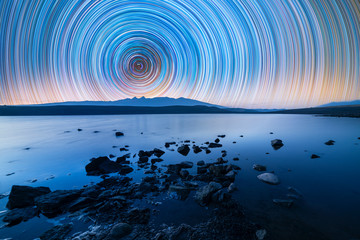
top-left (0, 0), bottom-right (359, 108)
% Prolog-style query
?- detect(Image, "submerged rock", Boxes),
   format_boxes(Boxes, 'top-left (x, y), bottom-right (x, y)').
top-left (256, 229), bottom-right (267, 240)
top-left (109, 223), bottom-right (133, 239)
top-left (169, 185), bottom-right (191, 200)
top-left (271, 139), bottom-right (284, 150)
top-left (85, 156), bottom-right (122, 175)
top-left (194, 182), bottom-right (222, 206)
top-left (177, 145), bottom-right (190, 156)
top-left (6, 185), bottom-right (51, 210)
top-left (253, 164), bottom-right (267, 171)
top-left (273, 199), bottom-right (294, 208)
top-left (257, 173), bottom-right (280, 185)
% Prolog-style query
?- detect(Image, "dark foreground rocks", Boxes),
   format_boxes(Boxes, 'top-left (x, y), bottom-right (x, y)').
top-left (85, 156), bottom-right (122, 175)
top-left (6, 185), bottom-right (51, 209)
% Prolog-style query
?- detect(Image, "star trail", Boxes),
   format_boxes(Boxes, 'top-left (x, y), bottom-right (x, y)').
top-left (1, 0), bottom-right (359, 108)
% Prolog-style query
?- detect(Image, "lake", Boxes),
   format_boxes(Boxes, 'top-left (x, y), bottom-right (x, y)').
top-left (0, 114), bottom-right (359, 239)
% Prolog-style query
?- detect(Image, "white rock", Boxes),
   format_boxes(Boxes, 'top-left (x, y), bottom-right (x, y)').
top-left (257, 173), bottom-right (280, 185)
top-left (256, 229), bottom-right (267, 240)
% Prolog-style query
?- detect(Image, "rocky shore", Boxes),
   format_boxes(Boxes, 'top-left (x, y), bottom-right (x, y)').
top-left (1, 132), bottom-right (347, 240)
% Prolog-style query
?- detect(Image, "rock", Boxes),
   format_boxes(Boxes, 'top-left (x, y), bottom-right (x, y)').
top-left (126, 208), bottom-right (150, 224)
top-left (271, 139), bottom-right (284, 150)
top-left (165, 142), bottom-right (176, 148)
top-left (119, 147), bottom-right (129, 151)
top-left (119, 165), bottom-right (134, 175)
top-left (40, 223), bottom-right (73, 240)
top-left (216, 157), bottom-right (227, 164)
top-left (218, 135), bottom-right (226, 138)
top-left (177, 145), bottom-right (190, 156)
top-left (179, 161), bottom-right (194, 168)
top-left (325, 140), bottom-right (335, 145)
top-left (35, 190), bottom-right (82, 217)
top-left (214, 138), bottom-right (220, 143)
top-left (3, 206), bottom-right (39, 226)
top-left (115, 131), bottom-right (124, 137)
top-left (139, 156), bottom-right (149, 163)
top-left (257, 173), bottom-right (280, 185)
top-left (6, 185), bottom-right (51, 209)
top-left (273, 199), bottom-right (294, 208)
top-left (77, 128), bottom-right (82, 131)
top-left (109, 154), bottom-right (115, 158)
top-left (6, 172), bottom-right (15, 176)
top-left (225, 171), bottom-right (236, 181)
top-left (208, 143), bottom-right (222, 148)
top-left (205, 149), bottom-right (211, 154)
top-left (211, 189), bottom-right (231, 203)
top-left (233, 157), bottom-right (239, 161)
top-left (151, 158), bottom-right (164, 164)
top-left (153, 148), bottom-right (165, 157)
top-left (68, 197), bottom-right (95, 212)
top-left (168, 185), bottom-right (191, 200)
top-left (197, 166), bottom-right (208, 174)
top-left (197, 160), bottom-right (205, 166)
top-left (85, 156), bottom-right (122, 175)
top-left (138, 150), bottom-right (154, 158)
top-left (109, 223), bottom-right (132, 239)
top-left (228, 183), bottom-right (237, 193)
top-left (179, 169), bottom-right (189, 178)
top-left (311, 154), bottom-right (320, 159)
top-left (288, 186), bottom-right (303, 197)
top-left (253, 164), bottom-right (267, 171)
top-left (193, 145), bottom-right (202, 154)
top-left (194, 182), bottom-right (222, 206)
top-left (256, 229), bottom-right (267, 240)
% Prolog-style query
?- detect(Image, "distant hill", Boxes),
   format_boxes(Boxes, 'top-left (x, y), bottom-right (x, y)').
top-left (0, 105), bottom-right (253, 116)
top-left (274, 105), bottom-right (360, 118)
top-left (318, 100), bottom-right (360, 107)
top-left (29, 97), bottom-right (222, 108)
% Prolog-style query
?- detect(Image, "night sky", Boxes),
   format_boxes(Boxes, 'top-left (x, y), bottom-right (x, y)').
top-left (1, 0), bottom-right (360, 108)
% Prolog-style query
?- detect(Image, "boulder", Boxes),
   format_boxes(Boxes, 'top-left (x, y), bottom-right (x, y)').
top-left (115, 132), bottom-right (124, 137)
top-left (35, 190), bottom-right (82, 217)
top-left (271, 139), bottom-right (284, 150)
top-left (257, 173), bottom-right (280, 185)
top-left (85, 156), bottom-right (122, 175)
top-left (177, 145), bottom-right (190, 156)
top-left (253, 164), bottom-right (266, 171)
top-left (3, 206), bottom-right (39, 226)
top-left (168, 185), bottom-right (191, 200)
top-left (193, 145), bottom-right (202, 154)
top-left (153, 148), bottom-right (165, 157)
top-left (109, 223), bottom-right (133, 239)
top-left (6, 185), bottom-right (51, 209)
top-left (197, 160), bottom-right (205, 166)
top-left (179, 161), bottom-right (193, 168)
top-left (40, 224), bottom-right (73, 240)
top-left (208, 143), bottom-right (222, 148)
top-left (325, 140), bottom-right (335, 145)
top-left (119, 165), bottom-right (134, 175)
top-left (194, 182), bottom-right (222, 206)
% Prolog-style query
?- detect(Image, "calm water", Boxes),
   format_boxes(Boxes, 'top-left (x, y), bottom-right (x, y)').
top-left (0, 114), bottom-right (359, 239)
